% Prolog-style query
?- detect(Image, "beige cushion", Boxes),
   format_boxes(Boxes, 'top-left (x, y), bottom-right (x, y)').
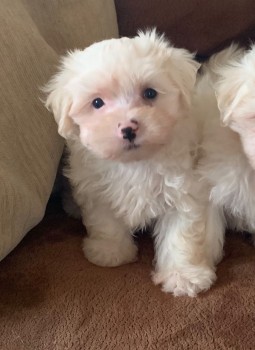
top-left (0, 0), bottom-right (118, 260)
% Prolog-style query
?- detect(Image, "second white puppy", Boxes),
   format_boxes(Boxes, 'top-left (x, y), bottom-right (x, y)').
top-left (197, 45), bottom-right (255, 245)
top-left (44, 30), bottom-right (217, 296)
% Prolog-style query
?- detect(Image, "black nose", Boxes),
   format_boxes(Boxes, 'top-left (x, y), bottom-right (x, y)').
top-left (121, 127), bottom-right (136, 142)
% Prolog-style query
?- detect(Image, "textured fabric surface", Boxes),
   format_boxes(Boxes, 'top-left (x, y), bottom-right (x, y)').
top-left (0, 0), bottom-right (118, 260)
top-left (22, 0), bottom-right (119, 55)
top-left (115, 0), bottom-right (255, 58)
top-left (1, 200), bottom-right (255, 350)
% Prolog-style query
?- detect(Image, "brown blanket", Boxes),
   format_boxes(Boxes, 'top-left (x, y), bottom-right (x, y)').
top-left (1, 199), bottom-right (255, 350)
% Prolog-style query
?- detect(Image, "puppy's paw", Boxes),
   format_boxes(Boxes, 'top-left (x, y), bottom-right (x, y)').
top-left (152, 266), bottom-right (216, 297)
top-left (83, 235), bottom-right (138, 267)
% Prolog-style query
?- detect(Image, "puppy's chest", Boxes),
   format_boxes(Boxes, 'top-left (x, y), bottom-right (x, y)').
top-left (99, 164), bottom-right (185, 229)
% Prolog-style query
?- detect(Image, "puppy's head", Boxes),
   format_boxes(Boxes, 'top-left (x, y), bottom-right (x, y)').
top-left (44, 30), bottom-right (199, 162)
top-left (214, 45), bottom-right (255, 168)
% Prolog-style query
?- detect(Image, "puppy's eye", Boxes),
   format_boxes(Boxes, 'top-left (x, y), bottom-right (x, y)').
top-left (143, 88), bottom-right (158, 100)
top-left (92, 98), bottom-right (105, 109)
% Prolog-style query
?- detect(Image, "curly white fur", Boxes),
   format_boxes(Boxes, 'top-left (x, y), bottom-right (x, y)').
top-left (196, 45), bottom-right (255, 246)
top-left (44, 30), bottom-right (219, 296)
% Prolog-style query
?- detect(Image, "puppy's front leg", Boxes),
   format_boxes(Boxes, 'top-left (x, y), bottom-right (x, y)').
top-left (152, 206), bottom-right (216, 297)
top-left (82, 203), bottom-right (138, 267)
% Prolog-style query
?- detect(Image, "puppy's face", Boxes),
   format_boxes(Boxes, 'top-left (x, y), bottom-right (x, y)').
top-left (216, 45), bottom-right (255, 168)
top-left (68, 58), bottom-right (184, 162)
top-left (45, 31), bottom-right (199, 162)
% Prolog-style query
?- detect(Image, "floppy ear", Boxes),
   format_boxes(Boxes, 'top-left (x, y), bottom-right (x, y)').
top-left (168, 48), bottom-right (201, 107)
top-left (44, 85), bottom-right (76, 139)
top-left (43, 50), bottom-right (87, 139)
top-left (217, 83), bottom-right (255, 168)
top-left (216, 81), bottom-right (249, 126)
top-left (215, 62), bottom-right (255, 169)
top-left (214, 45), bottom-right (255, 126)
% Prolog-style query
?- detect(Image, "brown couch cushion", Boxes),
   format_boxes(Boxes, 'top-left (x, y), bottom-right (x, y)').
top-left (115, 0), bottom-right (255, 58)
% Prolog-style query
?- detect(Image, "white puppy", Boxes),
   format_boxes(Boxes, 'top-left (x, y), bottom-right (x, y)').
top-left (196, 45), bottom-right (255, 245)
top-left (44, 30), bottom-right (218, 296)
top-left (215, 45), bottom-right (255, 170)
